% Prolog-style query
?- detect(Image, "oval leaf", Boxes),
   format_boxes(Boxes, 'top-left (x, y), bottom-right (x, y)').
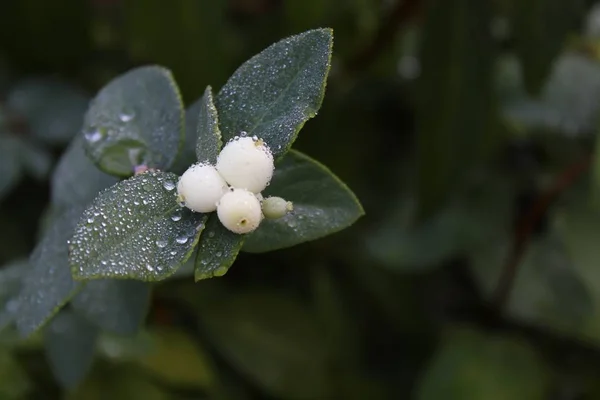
top-left (194, 215), bottom-right (244, 281)
top-left (69, 171), bottom-right (206, 281)
top-left (195, 86), bottom-right (222, 164)
top-left (44, 310), bottom-right (98, 389)
top-left (51, 135), bottom-right (119, 210)
top-left (71, 279), bottom-right (151, 335)
top-left (81, 66), bottom-right (184, 176)
top-left (215, 28), bottom-right (332, 158)
top-left (15, 207), bottom-right (85, 337)
top-left (243, 150), bottom-right (364, 253)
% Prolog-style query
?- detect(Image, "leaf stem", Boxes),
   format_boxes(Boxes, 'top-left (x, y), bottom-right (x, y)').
top-left (492, 155), bottom-right (592, 311)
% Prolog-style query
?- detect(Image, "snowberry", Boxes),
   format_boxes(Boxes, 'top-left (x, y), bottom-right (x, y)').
top-left (262, 196), bottom-right (293, 219)
top-left (177, 163), bottom-right (228, 213)
top-left (217, 188), bottom-right (263, 234)
top-left (216, 136), bottom-right (274, 193)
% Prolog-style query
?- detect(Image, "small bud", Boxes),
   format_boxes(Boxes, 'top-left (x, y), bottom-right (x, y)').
top-left (177, 163), bottom-right (228, 213)
top-left (216, 136), bottom-right (274, 193)
top-left (217, 188), bottom-right (262, 234)
top-left (262, 196), bottom-right (293, 219)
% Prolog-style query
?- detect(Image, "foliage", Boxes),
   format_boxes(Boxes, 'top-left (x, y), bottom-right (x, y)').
top-left (2, 0), bottom-right (600, 398)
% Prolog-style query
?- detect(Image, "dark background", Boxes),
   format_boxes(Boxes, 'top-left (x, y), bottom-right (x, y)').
top-left (2, 0), bottom-right (600, 398)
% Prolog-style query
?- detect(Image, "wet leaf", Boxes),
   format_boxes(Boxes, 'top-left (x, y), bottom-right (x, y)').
top-left (243, 150), bottom-right (364, 253)
top-left (69, 171), bottom-right (206, 281)
top-left (44, 309), bottom-right (98, 389)
top-left (15, 207), bottom-right (85, 337)
top-left (81, 66), bottom-right (184, 177)
top-left (195, 86), bottom-right (222, 164)
top-left (216, 29), bottom-right (332, 159)
top-left (194, 214), bottom-right (244, 281)
top-left (72, 279), bottom-right (151, 335)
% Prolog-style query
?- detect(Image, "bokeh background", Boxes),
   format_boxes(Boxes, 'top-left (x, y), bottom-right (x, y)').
top-left (3, 0), bottom-right (600, 398)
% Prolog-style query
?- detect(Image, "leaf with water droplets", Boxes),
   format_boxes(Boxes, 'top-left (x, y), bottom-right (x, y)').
top-left (243, 150), bottom-right (364, 253)
top-left (44, 309), bottom-right (98, 389)
top-left (195, 86), bottom-right (222, 164)
top-left (71, 279), bottom-right (151, 335)
top-left (194, 215), bottom-right (244, 281)
top-left (15, 207), bottom-right (85, 337)
top-left (51, 135), bottom-right (120, 210)
top-left (69, 171), bottom-right (206, 281)
top-left (215, 29), bottom-right (332, 159)
top-left (81, 66), bottom-right (184, 177)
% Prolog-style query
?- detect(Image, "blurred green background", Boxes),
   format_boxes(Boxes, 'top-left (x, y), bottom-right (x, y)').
top-left (4, 0), bottom-right (600, 398)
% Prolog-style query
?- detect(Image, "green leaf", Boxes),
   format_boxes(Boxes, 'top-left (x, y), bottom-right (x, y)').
top-left (215, 28), bottom-right (332, 159)
top-left (416, 0), bottom-right (495, 217)
top-left (417, 327), bottom-right (548, 400)
top-left (81, 66), bottom-right (184, 177)
top-left (195, 86), bottom-right (222, 164)
top-left (72, 279), bottom-right (151, 335)
top-left (0, 259), bottom-right (30, 331)
top-left (6, 78), bottom-right (88, 145)
top-left (44, 309), bottom-right (98, 389)
top-left (194, 214), bottom-right (244, 281)
top-left (51, 135), bottom-right (119, 210)
top-left (69, 171), bottom-right (206, 281)
top-left (197, 289), bottom-right (331, 399)
top-left (243, 150), bottom-right (363, 253)
top-left (511, 0), bottom-right (584, 95)
top-left (15, 207), bottom-right (85, 337)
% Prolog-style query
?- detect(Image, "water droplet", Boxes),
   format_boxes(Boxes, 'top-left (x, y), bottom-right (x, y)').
top-left (176, 236), bottom-right (188, 244)
top-left (216, 251), bottom-right (222, 257)
top-left (87, 217), bottom-right (94, 224)
top-left (146, 264), bottom-right (154, 272)
top-left (208, 231), bottom-right (215, 238)
top-left (240, 131), bottom-right (248, 137)
top-left (84, 126), bottom-right (103, 143)
top-left (171, 212), bottom-right (182, 221)
top-left (163, 180), bottom-right (175, 191)
top-left (156, 239), bottom-right (167, 248)
top-left (119, 107), bottom-right (136, 122)
top-left (142, 183), bottom-right (153, 192)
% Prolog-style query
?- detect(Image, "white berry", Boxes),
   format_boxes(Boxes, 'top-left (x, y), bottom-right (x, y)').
top-left (177, 163), bottom-right (228, 213)
top-left (217, 188), bottom-right (262, 234)
top-left (262, 196), bottom-right (293, 219)
top-left (216, 136), bottom-right (274, 193)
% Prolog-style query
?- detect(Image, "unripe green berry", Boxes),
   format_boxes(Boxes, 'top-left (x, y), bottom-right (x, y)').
top-left (217, 188), bottom-right (262, 234)
top-left (177, 163), bottom-right (227, 213)
top-left (216, 136), bottom-right (274, 193)
top-left (262, 196), bottom-right (293, 219)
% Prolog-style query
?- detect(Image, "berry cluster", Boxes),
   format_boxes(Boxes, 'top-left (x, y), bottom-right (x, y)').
top-left (177, 135), bottom-right (293, 234)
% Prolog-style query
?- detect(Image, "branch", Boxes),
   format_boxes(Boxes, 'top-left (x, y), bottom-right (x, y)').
top-left (492, 155), bottom-right (593, 311)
